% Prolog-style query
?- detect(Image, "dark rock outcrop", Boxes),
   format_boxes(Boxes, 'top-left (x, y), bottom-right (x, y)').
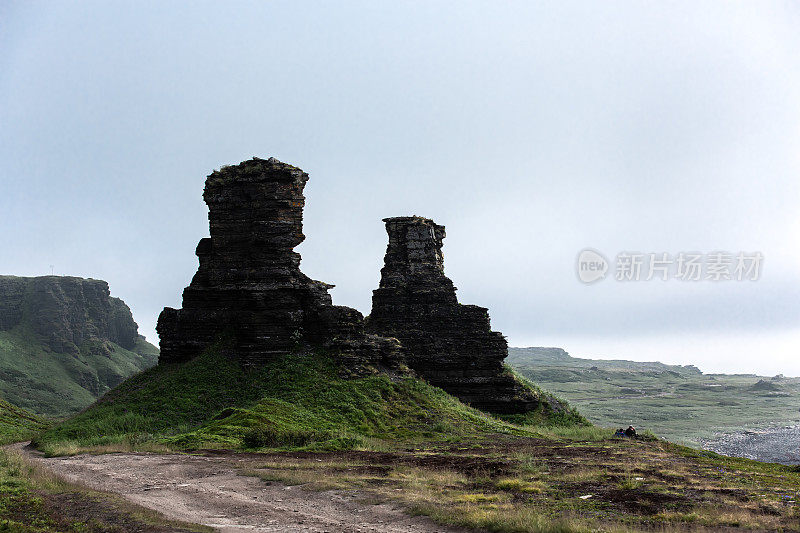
top-left (0, 275), bottom-right (140, 354)
top-left (157, 157), bottom-right (401, 371)
top-left (366, 216), bottom-right (539, 414)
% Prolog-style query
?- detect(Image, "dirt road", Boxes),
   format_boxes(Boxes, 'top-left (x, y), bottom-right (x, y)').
top-left (17, 444), bottom-right (464, 533)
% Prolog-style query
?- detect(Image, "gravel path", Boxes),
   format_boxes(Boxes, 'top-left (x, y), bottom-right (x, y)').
top-left (17, 444), bottom-right (465, 533)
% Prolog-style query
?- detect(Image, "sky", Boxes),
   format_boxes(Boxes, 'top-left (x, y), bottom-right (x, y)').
top-left (2, 1), bottom-right (799, 375)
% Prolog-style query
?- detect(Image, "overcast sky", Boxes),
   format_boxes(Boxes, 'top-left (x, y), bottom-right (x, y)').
top-left (2, 1), bottom-right (799, 375)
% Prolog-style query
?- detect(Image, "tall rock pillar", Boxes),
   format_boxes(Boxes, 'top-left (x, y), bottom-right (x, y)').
top-left (157, 157), bottom-right (400, 370)
top-left (367, 216), bottom-right (539, 413)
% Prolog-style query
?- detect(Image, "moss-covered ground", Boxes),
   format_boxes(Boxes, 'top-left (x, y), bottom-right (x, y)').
top-left (35, 346), bottom-right (581, 455)
top-left (238, 437), bottom-right (800, 532)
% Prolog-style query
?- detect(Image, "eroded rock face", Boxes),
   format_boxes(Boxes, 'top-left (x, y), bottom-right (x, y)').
top-left (366, 216), bottom-right (539, 414)
top-left (157, 157), bottom-right (401, 370)
top-left (0, 275), bottom-right (139, 353)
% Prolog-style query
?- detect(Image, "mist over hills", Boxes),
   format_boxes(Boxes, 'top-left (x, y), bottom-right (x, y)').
top-left (509, 347), bottom-right (800, 454)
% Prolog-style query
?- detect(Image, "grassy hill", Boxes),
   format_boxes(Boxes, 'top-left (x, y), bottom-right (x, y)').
top-left (35, 345), bottom-right (583, 456)
top-left (508, 347), bottom-right (800, 446)
top-left (0, 327), bottom-right (158, 418)
top-left (0, 275), bottom-right (159, 417)
top-left (0, 396), bottom-right (48, 445)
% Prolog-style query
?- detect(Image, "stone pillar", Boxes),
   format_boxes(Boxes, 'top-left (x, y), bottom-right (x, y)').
top-left (157, 157), bottom-right (401, 370)
top-left (367, 216), bottom-right (540, 414)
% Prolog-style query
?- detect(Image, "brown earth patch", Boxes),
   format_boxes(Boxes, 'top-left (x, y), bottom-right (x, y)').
top-left (41, 490), bottom-right (197, 532)
top-left (205, 448), bottom-right (514, 478)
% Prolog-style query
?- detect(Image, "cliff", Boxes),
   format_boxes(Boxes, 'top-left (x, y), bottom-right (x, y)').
top-left (0, 276), bottom-right (139, 354)
top-left (0, 275), bottom-right (158, 416)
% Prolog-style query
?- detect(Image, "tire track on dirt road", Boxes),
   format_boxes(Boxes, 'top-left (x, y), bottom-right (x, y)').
top-left (16, 444), bottom-right (466, 533)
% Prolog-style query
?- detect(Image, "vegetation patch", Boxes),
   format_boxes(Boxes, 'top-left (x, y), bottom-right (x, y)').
top-left (35, 346), bottom-right (549, 454)
top-left (237, 437), bottom-right (800, 532)
top-left (508, 347), bottom-right (800, 447)
top-left (0, 327), bottom-right (158, 418)
top-left (496, 366), bottom-right (589, 428)
top-left (0, 398), bottom-right (48, 445)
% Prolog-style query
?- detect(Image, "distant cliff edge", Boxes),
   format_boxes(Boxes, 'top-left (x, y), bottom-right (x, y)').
top-left (0, 275), bottom-right (158, 416)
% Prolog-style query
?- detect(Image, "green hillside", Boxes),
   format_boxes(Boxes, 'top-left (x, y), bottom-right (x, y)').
top-left (0, 275), bottom-right (159, 417)
top-left (0, 328), bottom-right (158, 418)
top-left (35, 345), bottom-right (582, 455)
top-left (0, 396), bottom-right (48, 445)
top-left (508, 347), bottom-right (800, 445)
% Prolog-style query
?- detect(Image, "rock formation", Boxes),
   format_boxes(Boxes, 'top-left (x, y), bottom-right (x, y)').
top-left (0, 275), bottom-right (140, 354)
top-left (0, 275), bottom-right (158, 416)
top-left (366, 216), bottom-right (539, 414)
top-left (157, 157), bottom-right (401, 370)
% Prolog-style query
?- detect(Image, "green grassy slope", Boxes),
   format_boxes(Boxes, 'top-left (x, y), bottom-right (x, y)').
top-left (0, 327), bottom-right (158, 418)
top-left (0, 397), bottom-right (48, 445)
top-left (508, 347), bottom-right (800, 445)
top-left (35, 346), bottom-right (584, 454)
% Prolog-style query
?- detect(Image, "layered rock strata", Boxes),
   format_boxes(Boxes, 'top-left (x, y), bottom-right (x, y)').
top-left (157, 157), bottom-right (400, 370)
top-left (366, 216), bottom-right (539, 413)
top-left (0, 275), bottom-right (139, 354)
